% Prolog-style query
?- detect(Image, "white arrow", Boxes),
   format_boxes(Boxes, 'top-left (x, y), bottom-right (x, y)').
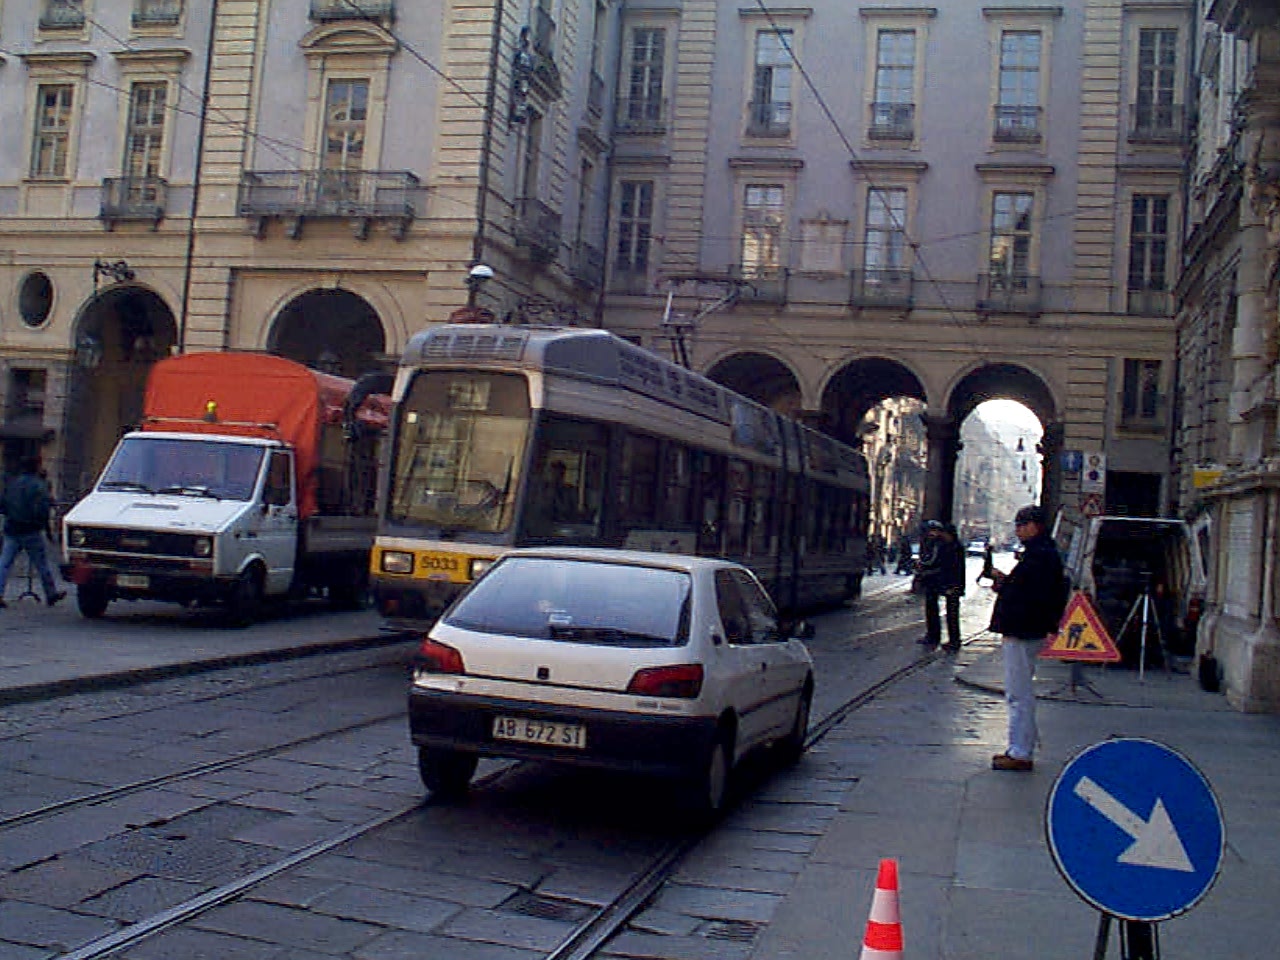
top-left (1073, 776), bottom-right (1195, 872)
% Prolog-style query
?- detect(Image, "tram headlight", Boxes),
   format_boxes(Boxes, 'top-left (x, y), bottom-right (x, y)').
top-left (193, 538), bottom-right (213, 558)
top-left (381, 551), bottom-right (414, 575)
top-left (468, 558), bottom-right (492, 580)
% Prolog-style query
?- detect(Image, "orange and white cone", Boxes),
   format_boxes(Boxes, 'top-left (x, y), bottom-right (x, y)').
top-left (859, 858), bottom-right (904, 959)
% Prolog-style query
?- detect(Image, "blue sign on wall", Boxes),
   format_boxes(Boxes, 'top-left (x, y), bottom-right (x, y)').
top-left (1061, 449), bottom-right (1084, 473)
top-left (1046, 738), bottom-right (1224, 922)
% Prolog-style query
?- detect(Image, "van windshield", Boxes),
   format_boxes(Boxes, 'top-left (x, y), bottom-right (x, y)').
top-left (99, 437), bottom-right (265, 501)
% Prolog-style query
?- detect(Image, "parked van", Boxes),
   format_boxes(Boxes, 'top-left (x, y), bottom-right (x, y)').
top-left (1053, 514), bottom-right (1208, 667)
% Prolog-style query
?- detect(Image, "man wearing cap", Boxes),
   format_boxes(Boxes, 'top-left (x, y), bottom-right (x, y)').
top-left (987, 504), bottom-right (1067, 771)
top-left (916, 520), bottom-right (965, 650)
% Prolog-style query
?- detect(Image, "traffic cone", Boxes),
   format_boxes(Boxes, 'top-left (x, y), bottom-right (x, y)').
top-left (859, 858), bottom-right (904, 959)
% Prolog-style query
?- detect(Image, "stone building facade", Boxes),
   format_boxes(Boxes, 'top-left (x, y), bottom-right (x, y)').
top-left (1174, 0), bottom-right (1280, 710)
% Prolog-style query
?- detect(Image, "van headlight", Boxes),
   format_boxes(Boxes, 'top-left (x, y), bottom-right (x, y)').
top-left (468, 558), bottom-right (492, 580)
top-left (69, 528), bottom-right (87, 547)
top-left (381, 551), bottom-right (414, 574)
top-left (193, 538), bottom-right (213, 557)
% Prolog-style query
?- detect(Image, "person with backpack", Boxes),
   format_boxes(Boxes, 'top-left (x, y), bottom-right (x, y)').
top-left (0, 456), bottom-right (66, 608)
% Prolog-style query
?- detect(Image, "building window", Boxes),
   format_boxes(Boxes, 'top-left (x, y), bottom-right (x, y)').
top-left (870, 30), bottom-right (915, 139)
top-left (125, 82), bottom-right (168, 182)
top-left (322, 79), bottom-right (368, 170)
top-left (748, 30), bottom-right (792, 137)
top-left (619, 27), bottom-right (665, 131)
top-left (741, 184), bottom-right (786, 274)
top-left (989, 192), bottom-right (1033, 282)
top-left (863, 188), bottom-right (908, 277)
top-left (40, 0), bottom-right (84, 29)
top-left (1135, 28), bottom-right (1178, 134)
top-left (7, 369), bottom-right (47, 423)
top-left (1127, 194), bottom-right (1169, 314)
top-left (1122, 359), bottom-right (1162, 422)
top-left (614, 180), bottom-right (653, 279)
top-left (575, 158), bottom-right (594, 246)
top-left (520, 110), bottom-right (543, 198)
top-left (31, 84), bottom-right (75, 179)
top-left (995, 31), bottom-right (1041, 141)
top-left (134, 0), bottom-right (183, 26)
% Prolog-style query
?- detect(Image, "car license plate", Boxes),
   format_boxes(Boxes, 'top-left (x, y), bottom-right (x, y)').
top-left (116, 574), bottom-right (149, 589)
top-left (492, 716), bottom-right (586, 749)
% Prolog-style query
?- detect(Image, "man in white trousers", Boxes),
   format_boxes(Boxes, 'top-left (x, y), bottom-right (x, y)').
top-left (987, 505), bottom-right (1067, 771)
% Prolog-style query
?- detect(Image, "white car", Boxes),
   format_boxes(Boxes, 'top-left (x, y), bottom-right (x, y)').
top-left (407, 548), bottom-right (815, 814)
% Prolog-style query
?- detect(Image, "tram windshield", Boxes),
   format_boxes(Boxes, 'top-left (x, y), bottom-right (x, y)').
top-left (388, 372), bottom-right (530, 533)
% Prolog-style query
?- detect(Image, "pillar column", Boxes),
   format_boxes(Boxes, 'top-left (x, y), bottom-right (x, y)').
top-left (922, 413), bottom-right (959, 523)
top-left (1040, 422), bottom-right (1065, 517)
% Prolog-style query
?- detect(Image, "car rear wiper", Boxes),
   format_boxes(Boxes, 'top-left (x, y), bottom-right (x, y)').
top-left (99, 480), bottom-right (155, 494)
top-left (547, 624), bottom-right (672, 646)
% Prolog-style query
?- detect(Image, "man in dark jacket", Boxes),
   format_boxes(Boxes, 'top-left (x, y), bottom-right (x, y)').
top-left (0, 456), bottom-right (65, 608)
top-left (916, 520), bottom-right (965, 650)
top-left (988, 504), bottom-right (1067, 771)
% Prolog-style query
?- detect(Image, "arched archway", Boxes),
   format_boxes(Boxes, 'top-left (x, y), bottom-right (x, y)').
top-left (820, 356), bottom-right (927, 445)
top-left (704, 351), bottom-right (802, 414)
top-left (267, 288), bottom-right (387, 379)
top-left (62, 286), bottom-right (178, 499)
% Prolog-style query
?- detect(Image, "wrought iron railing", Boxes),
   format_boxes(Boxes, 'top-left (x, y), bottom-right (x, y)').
top-left (1130, 103), bottom-right (1186, 143)
top-left (238, 170), bottom-right (421, 236)
top-left (615, 98), bottom-right (667, 135)
top-left (993, 104), bottom-right (1042, 142)
top-left (40, 0), bottom-right (84, 29)
top-left (850, 268), bottom-right (914, 308)
top-left (512, 197), bottom-right (562, 263)
top-left (976, 272), bottom-right (1042, 314)
top-left (730, 264), bottom-right (789, 304)
top-left (587, 71), bottom-right (605, 120)
top-left (309, 0), bottom-right (394, 20)
top-left (100, 177), bottom-right (168, 226)
top-left (570, 242), bottom-right (604, 289)
top-left (133, 0), bottom-right (182, 25)
top-left (868, 102), bottom-right (914, 140)
top-left (608, 266), bottom-right (651, 295)
top-left (746, 101), bottom-right (792, 138)
top-left (1126, 287), bottom-right (1172, 316)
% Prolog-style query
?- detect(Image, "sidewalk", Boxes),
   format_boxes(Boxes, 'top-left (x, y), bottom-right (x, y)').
top-left (749, 640), bottom-right (1278, 960)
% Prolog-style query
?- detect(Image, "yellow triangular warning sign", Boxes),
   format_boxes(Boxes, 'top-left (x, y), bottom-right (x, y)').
top-left (1041, 591), bottom-right (1121, 663)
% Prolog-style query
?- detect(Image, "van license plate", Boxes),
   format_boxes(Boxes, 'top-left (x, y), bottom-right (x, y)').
top-left (492, 716), bottom-right (586, 749)
top-left (117, 574), bottom-right (149, 589)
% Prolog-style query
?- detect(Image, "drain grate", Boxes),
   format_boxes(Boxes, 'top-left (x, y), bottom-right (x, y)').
top-left (503, 890), bottom-right (596, 924)
top-left (704, 919), bottom-right (762, 942)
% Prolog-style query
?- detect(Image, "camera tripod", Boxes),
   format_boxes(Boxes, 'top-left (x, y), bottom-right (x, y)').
top-left (1114, 580), bottom-right (1172, 683)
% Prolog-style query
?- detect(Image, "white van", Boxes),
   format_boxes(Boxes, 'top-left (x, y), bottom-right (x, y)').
top-left (1053, 514), bottom-right (1209, 667)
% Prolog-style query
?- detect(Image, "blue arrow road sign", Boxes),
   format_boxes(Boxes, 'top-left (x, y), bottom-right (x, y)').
top-left (1046, 738), bottom-right (1224, 922)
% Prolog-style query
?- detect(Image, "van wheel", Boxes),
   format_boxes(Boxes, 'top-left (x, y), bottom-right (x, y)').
top-left (226, 567), bottom-right (264, 627)
top-left (77, 583), bottom-right (110, 619)
top-left (777, 684), bottom-right (812, 766)
top-left (418, 747), bottom-right (477, 799)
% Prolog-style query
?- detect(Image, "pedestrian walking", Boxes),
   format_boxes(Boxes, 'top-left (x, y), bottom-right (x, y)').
top-left (916, 520), bottom-right (964, 649)
top-left (0, 456), bottom-right (66, 608)
top-left (987, 504), bottom-right (1067, 771)
top-left (895, 534), bottom-right (914, 574)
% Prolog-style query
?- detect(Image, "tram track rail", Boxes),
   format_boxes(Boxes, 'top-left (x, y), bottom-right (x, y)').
top-left (34, 613), bottom-right (985, 960)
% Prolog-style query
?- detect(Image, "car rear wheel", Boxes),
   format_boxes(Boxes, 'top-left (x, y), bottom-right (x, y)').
top-left (76, 583), bottom-right (110, 619)
top-left (685, 732), bottom-right (733, 818)
top-left (418, 747), bottom-right (478, 799)
top-left (777, 684), bottom-right (812, 766)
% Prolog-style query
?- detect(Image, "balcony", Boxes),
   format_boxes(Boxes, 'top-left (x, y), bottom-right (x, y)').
top-left (868, 102), bottom-right (915, 141)
top-left (1127, 286), bottom-right (1172, 316)
top-left (746, 101), bottom-right (792, 138)
top-left (615, 98), bottom-right (667, 135)
top-left (587, 71), bottom-right (605, 120)
top-left (527, 6), bottom-right (562, 98)
top-left (730, 265), bottom-right (789, 305)
top-left (238, 169), bottom-right (421, 239)
top-left (100, 177), bottom-right (168, 228)
top-left (850, 268), bottom-right (913, 309)
top-left (976, 273), bottom-right (1042, 315)
top-left (133, 0), bottom-right (182, 25)
top-left (1129, 103), bottom-right (1186, 143)
top-left (309, 0), bottom-right (394, 21)
top-left (512, 197), bottom-right (562, 264)
top-left (40, 0), bottom-right (84, 29)
top-left (608, 266), bottom-right (651, 295)
top-left (569, 241), bottom-right (604, 290)
top-left (993, 104), bottom-right (1042, 143)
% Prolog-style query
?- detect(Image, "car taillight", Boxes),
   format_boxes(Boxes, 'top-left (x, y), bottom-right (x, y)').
top-left (414, 638), bottom-right (465, 675)
top-left (626, 664), bottom-right (704, 698)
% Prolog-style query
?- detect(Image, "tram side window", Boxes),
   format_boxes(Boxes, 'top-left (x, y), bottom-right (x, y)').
top-left (660, 443), bottom-right (694, 527)
top-left (523, 417), bottom-right (609, 540)
top-left (619, 432), bottom-right (660, 525)
top-left (694, 451), bottom-right (726, 554)
top-left (750, 467), bottom-right (773, 556)
top-left (725, 459), bottom-right (752, 556)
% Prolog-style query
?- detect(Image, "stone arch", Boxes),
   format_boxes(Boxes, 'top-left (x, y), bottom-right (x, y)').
top-left (703, 350), bottom-right (804, 414)
top-left (818, 356), bottom-right (928, 445)
top-left (945, 361), bottom-right (1059, 427)
top-left (61, 284), bottom-right (179, 499)
top-left (266, 287), bottom-right (388, 379)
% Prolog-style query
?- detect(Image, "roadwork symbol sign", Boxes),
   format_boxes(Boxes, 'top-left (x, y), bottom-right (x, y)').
top-left (1042, 592), bottom-right (1121, 662)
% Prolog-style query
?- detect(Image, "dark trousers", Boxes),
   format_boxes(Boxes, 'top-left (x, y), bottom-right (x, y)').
top-left (924, 590), bottom-right (961, 647)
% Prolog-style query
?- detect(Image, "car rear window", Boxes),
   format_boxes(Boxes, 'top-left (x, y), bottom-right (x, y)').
top-left (443, 557), bottom-right (692, 646)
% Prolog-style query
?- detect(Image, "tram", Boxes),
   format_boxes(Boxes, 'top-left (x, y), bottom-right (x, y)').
top-left (371, 323), bottom-right (869, 626)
